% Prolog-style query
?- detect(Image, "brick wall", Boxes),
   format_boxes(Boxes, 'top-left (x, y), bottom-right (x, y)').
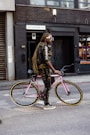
top-left (15, 6), bottom-right (90, 25)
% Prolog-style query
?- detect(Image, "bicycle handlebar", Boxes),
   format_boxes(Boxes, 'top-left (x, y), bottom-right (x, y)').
top-left (28, 63), bottom-right (74, 79)
top-left (60, 63), bottom-right (74, 76)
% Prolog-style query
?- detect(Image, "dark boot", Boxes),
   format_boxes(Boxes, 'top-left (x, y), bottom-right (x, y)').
top-left (44, 90), bottom-right (49, 105)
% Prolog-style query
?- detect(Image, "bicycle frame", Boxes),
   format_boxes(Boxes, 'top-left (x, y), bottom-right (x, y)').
top-left (25, 64), bottom-right (74, 95)
top-left (24, 74), bottom-right (70, 95)
top-left (51, 75), bottom-right (70, 95)
top-left (10, 63), bottom-right (83, 106)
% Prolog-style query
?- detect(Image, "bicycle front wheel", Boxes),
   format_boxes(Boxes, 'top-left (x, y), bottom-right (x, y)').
top-left (55, 80), bottom-right (83, 106)
top-left (10, 81), bottom-right (39, 107)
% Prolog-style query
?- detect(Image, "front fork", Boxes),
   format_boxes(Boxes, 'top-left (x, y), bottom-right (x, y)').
top-left (61, 80), bottom-right (70, 95)
top-left (57, 76), bottom-right (70, 95)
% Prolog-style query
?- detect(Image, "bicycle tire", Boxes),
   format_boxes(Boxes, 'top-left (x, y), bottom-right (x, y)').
top-left (55, 80), bottom-right (83, 106)
top-left (10, 81), bottom-right (39, 106)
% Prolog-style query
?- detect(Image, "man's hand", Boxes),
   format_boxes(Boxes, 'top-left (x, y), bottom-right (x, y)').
top-left (46, 61), bottom-right (61, 75)
top-left (54, 70), bottom-right (61, 75)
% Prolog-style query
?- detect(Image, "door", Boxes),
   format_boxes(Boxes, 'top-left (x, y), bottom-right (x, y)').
top-left (52, 36), bottom-right (74, 73)
top-left (27, 32), bottom-right (43, 76)
top-left (27, 41), bottom-right (36, 72)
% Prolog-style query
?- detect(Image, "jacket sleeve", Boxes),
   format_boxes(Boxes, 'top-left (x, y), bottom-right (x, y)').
top-left (43, 45), bottom-right (49, 62)
top-left (45, 45), bottom-right (48, 61)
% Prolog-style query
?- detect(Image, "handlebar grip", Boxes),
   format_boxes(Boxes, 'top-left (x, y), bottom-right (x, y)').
top-left (61, 70), bottom-right (64, 76)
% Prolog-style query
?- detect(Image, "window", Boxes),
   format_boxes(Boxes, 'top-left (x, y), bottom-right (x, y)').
top-left (30, 0), bottom-right (45, 6)
top-left (79, 35), bottom-right (90, 63)
top-left (47, 0), bottom-right (59, 6)
top-left (30, 0), bottom-right (74, 8)
top-left (60, 0), bottom-right (74, 8)
top-left (78, 0), bottom-right (90, 9)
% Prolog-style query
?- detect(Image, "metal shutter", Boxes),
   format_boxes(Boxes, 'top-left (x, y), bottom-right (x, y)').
top-left (0, 13), bottom-right (6, 80)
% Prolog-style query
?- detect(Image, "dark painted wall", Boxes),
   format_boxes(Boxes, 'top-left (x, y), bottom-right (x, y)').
top-left (15, 23), bottom-right (27, 79)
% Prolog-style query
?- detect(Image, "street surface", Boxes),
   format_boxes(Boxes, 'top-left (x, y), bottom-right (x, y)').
top-left (0, 81), bottom-right (90, 135)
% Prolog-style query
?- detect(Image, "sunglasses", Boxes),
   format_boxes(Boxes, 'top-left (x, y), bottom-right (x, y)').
top-left (46, 35), bottom-right (54, 41)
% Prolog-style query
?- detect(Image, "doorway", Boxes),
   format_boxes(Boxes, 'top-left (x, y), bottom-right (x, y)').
top-left (27, 33), bottom-right (74, 76)
top-left (26, 32), bottom-right (43, 76)
top-left (52, 36), bottom-right (74, 73)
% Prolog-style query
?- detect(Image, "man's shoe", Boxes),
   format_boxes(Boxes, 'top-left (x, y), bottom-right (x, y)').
top-left (43, 104), bottom-right (56, 110)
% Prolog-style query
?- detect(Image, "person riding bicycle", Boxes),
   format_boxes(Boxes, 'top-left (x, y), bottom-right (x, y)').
top-left (32, 32), bottom-right (61, 110)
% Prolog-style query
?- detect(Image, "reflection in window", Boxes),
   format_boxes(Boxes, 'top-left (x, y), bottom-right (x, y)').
top-left (78, 0), bottom-right (90, 9)
top-left (30, 0), bottom-right (45, 6)
top-left (79, 0), bottom-right (90, 2)
top-left (60, 0), bottom-right (74, 8)
top-left (79, 35), bottom-right (90, 61)
top-left (47, 0), bottom-right (59, 6)
top-left (30, 0), bottom-right (74, 8)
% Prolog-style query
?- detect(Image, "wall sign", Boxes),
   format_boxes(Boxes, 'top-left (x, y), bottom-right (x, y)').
top-left (26, 25), bottom-right (46, 30)
top-left (32, 33), bottom-right (36, 40)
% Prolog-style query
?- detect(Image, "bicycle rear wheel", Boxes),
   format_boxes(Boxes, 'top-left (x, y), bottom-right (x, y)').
top-left (55, 80), bottom-right (83, 106)
top-left (10, 81), bottom-right (39, 106)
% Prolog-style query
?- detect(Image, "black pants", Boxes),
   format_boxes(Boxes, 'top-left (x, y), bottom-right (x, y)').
top-left (39, 67), bottom-right (51, 105)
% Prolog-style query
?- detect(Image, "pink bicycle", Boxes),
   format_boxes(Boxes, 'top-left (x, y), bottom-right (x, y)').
top-left (10, 64), bottom-right (83, 107)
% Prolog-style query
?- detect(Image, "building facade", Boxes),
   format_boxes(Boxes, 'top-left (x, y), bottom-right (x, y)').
top-left (1, 0), bottom-right (90, 80)
top-left (0, 0), bottom-right (15, 80)
top-left (14, 0), bottom-right (90, 79)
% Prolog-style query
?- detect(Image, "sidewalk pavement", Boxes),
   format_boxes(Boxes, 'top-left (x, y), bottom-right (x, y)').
top-left (63, 74), bottom-right (90, 83)
top-left (0, 74), bottom-right (90, 89)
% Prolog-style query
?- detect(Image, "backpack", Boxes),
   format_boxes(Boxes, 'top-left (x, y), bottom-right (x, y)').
top-left (32, 42), bottom-right (44, 74)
